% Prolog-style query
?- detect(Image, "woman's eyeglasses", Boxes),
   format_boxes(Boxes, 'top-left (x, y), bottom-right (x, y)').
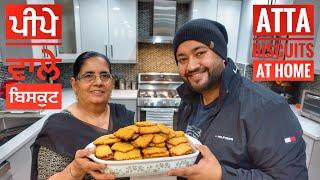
top-left (76, 73), bottom-right (113, 83)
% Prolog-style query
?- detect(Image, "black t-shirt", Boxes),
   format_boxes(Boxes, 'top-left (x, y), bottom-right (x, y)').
top-left (186, 96), bottom-right (219, 139)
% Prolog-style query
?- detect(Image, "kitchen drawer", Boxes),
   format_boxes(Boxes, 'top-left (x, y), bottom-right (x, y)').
top-left (302, 134), bottom-right (314, 168)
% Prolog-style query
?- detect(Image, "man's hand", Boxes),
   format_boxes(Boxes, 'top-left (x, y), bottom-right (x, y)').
top-left (167, 145), bottom-right (222, 180)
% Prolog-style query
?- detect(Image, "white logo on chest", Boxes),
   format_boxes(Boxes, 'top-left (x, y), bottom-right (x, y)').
top-left (215, 135), bottom-right (234, 141)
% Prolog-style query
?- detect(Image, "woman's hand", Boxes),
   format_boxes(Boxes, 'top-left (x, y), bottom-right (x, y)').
top-left (70, 148), bottom-right (115, 180)
top-left (167, 145), bottom-right (222, 180)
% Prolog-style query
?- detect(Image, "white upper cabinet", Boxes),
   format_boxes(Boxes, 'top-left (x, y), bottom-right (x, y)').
top-left (0, 0), bottom-right (49, 66)
top-left (191, 0), bottom-right (242, 61)
top-left (54, 0), bottom-right (82, 62)
top-left (216, 0), bottom-right (242, 61)
top-left (191, 0), bottom-right (218, 20)
top-left (79, 0), bottom-right (109, 56)
top-left (108, 0), bottom-right (137, 63)
top-left (79, 0), bottom-right (137, 64)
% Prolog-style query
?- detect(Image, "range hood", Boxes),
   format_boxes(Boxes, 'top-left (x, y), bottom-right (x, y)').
top-left (141, 0), bottom-right (177, 43)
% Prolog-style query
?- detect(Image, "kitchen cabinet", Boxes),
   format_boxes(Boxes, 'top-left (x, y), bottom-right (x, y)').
top-left (27, 0), bottom-right (82, 62)
top-left (0, 0), bottom-right (46, 66)
top-left (79, 0), bottom-right (137, 64)
top-left (53, 0), bottom-right (82, 62)
top-left (216, 0), bottom-right (242, 61)
top-left (191, 0), bottom-right (218, 20)
top-left (5, 136), bottom-right (36, 180)
top-left (191, 0), bottom-right (241, 61)
top-left (303, 134), bottom-right (320, 180)
top-left (290, 105), bottom-right (320, 180)
top-left (0, 0), bottom-right (81, 64)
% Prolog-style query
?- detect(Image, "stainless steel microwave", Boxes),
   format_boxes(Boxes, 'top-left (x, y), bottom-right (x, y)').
top-left (300, 90), bottom-right (320, 123)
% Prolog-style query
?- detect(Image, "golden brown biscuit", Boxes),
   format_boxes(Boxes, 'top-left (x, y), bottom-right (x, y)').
top-left (166, 143), bottom-right (174, 149)
top-left (114, 149), bottom-right (142, 160)
top-left (157, 124), bottom-right (171, 134)
top-left (174, 131), bottom-right (185, 137)
top-left (100, 154), bottom-right (114, 160)
top-left (167, 136), bottom-right (188, 146)
top-left (142, 147), bottom-right (168, 155)
top-left (168, 129), bottom-right (176, 139)
top-left (152, 134), bottom-right (167, 144)
top-left (169, 143), bottom-right (193, 156)
top-left (114, 128), bottom-right (135, 141)
top-left (144, 151), bottom-right (169, 158)
top-left (111, 142), bottom-right (135, 153)
top-left (135, 121), bottom-right (156, 127)
top-left (131, 134), bottom-right (139, 140)
top-left (93, 134), bottom-right (120, 145)
top-left (95, 145), bottom-right (112, 158)
top-left (159, 133), bottom-right (169, 139)
top-left (132, 134), bottom-right (154, 148)
top-left (149, 142), bottom-right (166, 148)
top-left (139, 126), bottom-right (160, 134)
top-left (125, 125), bottom-right (139, 133)
top-left (103, 138), bottom-right (121, 145)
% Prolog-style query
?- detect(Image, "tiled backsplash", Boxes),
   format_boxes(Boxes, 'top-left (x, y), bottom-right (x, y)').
top-left (103, 43), bottom-right (178, 83)
top-left (0, 62), bottom-right (8, 86)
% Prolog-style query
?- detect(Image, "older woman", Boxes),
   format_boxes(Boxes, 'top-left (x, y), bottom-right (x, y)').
top-left (31, 51), bottom-right (134, 180)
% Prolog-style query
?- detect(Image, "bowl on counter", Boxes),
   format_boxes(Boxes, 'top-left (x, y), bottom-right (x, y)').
top-left (86, 135), bottom-right (201, 178)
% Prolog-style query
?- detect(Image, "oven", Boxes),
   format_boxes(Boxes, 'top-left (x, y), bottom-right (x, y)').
top-left (137, 107), bottom-right (179, 129)
top-left (137, 73), bottom-right (182, 129)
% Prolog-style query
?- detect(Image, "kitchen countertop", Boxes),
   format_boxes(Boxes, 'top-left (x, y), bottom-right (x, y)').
top-left (290, 105), bottom-right (320, 140)
top-left (0, 89), bottom-right (138, 162)
top-left (111, 89), bottom-right (138, 99)
top-left (62, 88), bottom-right (138, 100)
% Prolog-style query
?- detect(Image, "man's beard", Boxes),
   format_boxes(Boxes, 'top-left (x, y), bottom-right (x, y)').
top-left (184, 66), bottom-right (222, 93)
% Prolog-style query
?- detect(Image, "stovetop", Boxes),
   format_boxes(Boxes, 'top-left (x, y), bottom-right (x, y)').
top-left (137, 89), bottom-right (181, 107)
top-left (138, 89), bottom-right (180, 98)
top-left (137, 73), bottom-right (182, 107)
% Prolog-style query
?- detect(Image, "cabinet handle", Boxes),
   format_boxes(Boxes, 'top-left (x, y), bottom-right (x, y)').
top-left (42, 45), bottom-right (46, 58)
top-left (0, 161), bottom-right (11, 177)
top-left (111, 45), bottom-right (113, 59)
top-left (54, 46), bottom-right (58, 57)
top-left (106, 45), bottom-right (109, 58)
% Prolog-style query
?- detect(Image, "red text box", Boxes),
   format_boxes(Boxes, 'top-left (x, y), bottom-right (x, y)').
top-left (253, 5), bottom-right (314, 35)
top-left (6, 84), bottom-right (62, 109)
top-left (6, 4), bottom-right (62, 39)
top-left (253, 60), bottom-right (314, 81)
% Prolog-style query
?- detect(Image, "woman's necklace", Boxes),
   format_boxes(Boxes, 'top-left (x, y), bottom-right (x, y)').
top-left (92, 106), bottom-right (109, 127)
top-left (77, 103), bottom-right (109, 127)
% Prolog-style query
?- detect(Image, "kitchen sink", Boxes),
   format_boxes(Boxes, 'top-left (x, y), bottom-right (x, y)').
top-left (0, 111), bottom-right (44, 146)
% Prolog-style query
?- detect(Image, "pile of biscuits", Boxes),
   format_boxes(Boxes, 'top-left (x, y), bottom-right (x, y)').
top-left (93, 121), bottom-right (193, 160)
